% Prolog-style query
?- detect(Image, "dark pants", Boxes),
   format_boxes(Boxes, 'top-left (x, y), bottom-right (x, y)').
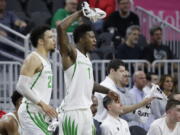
top-left (129, 126), bottom-right (147, 135)
top-left (52, 127), bottom-right (59, 135)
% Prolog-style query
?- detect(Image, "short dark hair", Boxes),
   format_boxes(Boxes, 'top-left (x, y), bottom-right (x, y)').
top-left (146, 72), bottom-right (157, 81)
top-left (126, 25), bottom-right (140, 37)
top-left (103, 96), bottom-right (113, 110)
top-left (30, 25), bottom-right (50, 48)
top-left (73, 24), bottom-right (92, 43)
top-left (107, 59), bottom-right (125, 74)
top-left (11, 91), bottom-right (22, 107)
top-left (165, 99), bottom-right (180, 112)
top-left (150, 26), bottom-right (162, 36)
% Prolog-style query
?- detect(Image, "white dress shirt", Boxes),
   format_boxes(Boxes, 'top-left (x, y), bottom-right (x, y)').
top-left (100, 114), bottom-right (131, 135)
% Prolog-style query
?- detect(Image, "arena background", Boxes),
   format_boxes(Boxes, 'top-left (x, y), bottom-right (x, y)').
top-left (0, 0), bottom-right (180, 112)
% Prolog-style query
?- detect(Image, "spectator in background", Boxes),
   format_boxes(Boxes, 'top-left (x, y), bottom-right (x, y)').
top-left (151, 75), bottom-right (175, 119)
top-left (0, 0), bottom-right (27, 36)
top-left (103, 0), bottom-right (139, 41)
top-left (142, 26), bottom-right (174, 63)
top-left (159, 75), bottom-right (175, 97)
top-left (95, 59), bottom-right (126, 122)
top-left (0, 0), bottom-right (27, 61)
top-left (51, 0), bottom-right (79, 32)
top-left (91, 95), bottom-right (102, 135)
top-left (116, 70), bottom-right (154, 135)
top-left (147, 98), bottom-right (180, 135)
top-left (143, 72), bottom-right (159, 95)
top-left (115, 25), bottom-right (142, 59)
top-left (129, 71), bottom-right (155, 132)
top-left (118, 71), bottom-right (153, 135)
top-left (149, 73), bottom-right (159, 85)
top-left (100, 95), bottom-right (131, 135)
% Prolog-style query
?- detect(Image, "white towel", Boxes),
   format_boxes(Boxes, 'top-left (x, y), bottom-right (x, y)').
top-left (145, 84), bottom-right (168, 100)
top-left (82, 2), bottom-right (106, 22)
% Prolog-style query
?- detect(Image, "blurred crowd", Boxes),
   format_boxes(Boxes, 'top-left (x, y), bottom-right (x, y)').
top-left (92, 59), bottom-right (180, 135)
top-left (0, 0), bottom-right (176, 63)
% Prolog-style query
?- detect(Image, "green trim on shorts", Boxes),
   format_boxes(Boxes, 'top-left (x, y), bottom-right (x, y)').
top-left (92, 125), bottom-right (96, 135)
top-left (71, 62), bottom-right (77, 80)
top-left (26, 103), bottom-right (51, 135)
top-left (62, 116), bottom-right (78, 135)
top-left (30, 70), bottom-right (43, 89)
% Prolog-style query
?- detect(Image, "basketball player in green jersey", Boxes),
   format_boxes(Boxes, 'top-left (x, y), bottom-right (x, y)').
top-left (16, 25), bottom-right (58, 135)
top-left (57, 10), bottom-right (119, 135)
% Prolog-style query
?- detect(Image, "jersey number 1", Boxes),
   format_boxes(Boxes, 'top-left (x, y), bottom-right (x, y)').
top-left (48, 76), bottom-right (52, 88)
top-left (87, 67), bottom-right (91, 79)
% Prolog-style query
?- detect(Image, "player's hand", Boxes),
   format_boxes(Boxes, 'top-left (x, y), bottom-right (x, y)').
top-left (143, 97), bottom-right (155, 105)
top-left (37, 101), bottom-right (58, 118)
top-left (81, 1), bottom-right (106, 22)
top-left (107, 91), bottom-right (120, 103)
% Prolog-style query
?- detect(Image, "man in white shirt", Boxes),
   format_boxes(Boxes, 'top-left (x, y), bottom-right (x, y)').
top-left (147, 98), bottom-right (180, 135)
top-left (100, 94), bottom-right (131, 135)
top-left (95, 59), bottom-right (154, 123)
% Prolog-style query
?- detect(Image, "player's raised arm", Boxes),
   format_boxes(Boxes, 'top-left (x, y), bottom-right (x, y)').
top-left (57, 10), bottom-right (82, 57)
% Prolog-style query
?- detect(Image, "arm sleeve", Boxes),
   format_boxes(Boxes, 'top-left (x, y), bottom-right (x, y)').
top-left (16, 75), bottom-right (41, 104)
